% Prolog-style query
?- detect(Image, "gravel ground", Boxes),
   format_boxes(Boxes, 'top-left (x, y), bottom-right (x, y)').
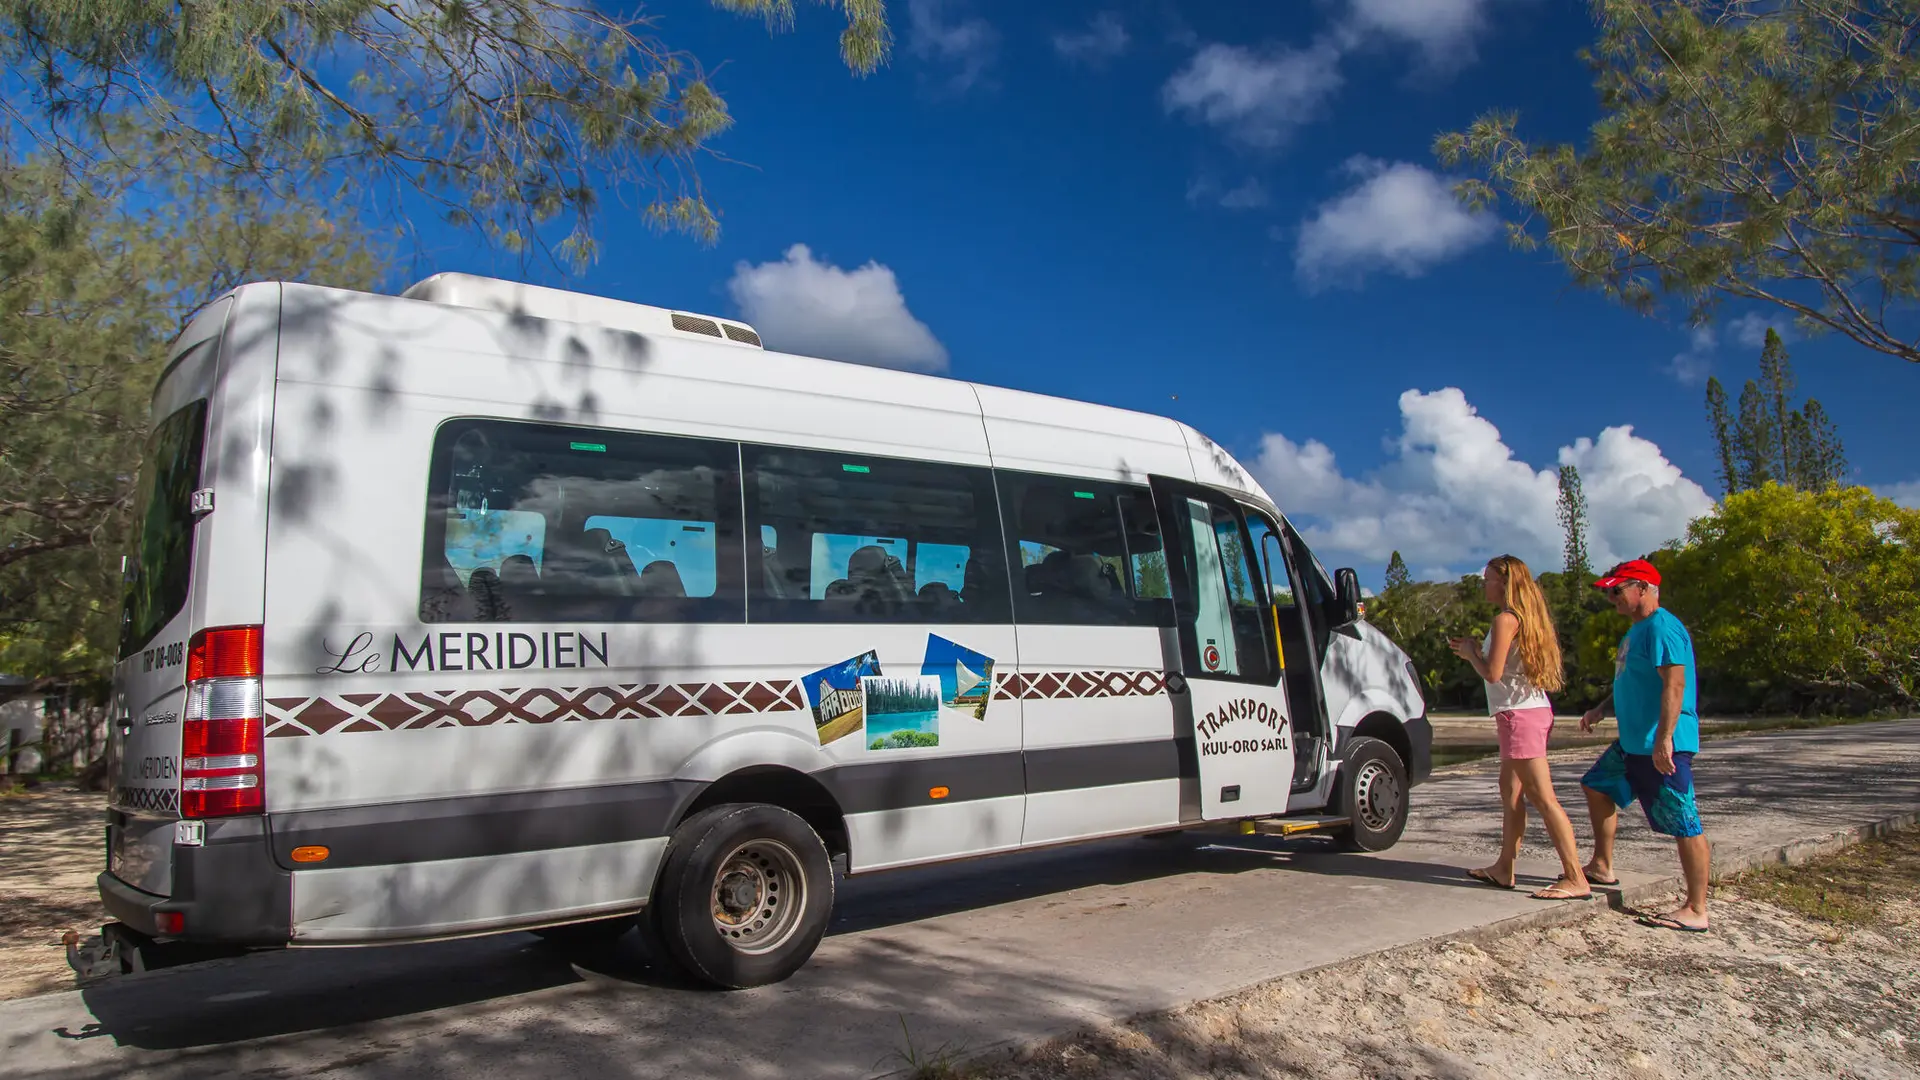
top-left (0, 786), bottom-right (107, 1001)
top-left (958, 829), bottom-right (1920, 1080)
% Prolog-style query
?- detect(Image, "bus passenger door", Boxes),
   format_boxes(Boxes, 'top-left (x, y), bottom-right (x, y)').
top-left (1242, 507), bottom-right (1331, 794)
top-left (1148, 477), bottom-right (1295, 820)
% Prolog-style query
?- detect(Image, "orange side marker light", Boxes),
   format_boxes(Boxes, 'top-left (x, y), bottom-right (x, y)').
top-left (928, 787), bottom-right (950, 800)
top-left (291, 845), bottom-right (331, 863)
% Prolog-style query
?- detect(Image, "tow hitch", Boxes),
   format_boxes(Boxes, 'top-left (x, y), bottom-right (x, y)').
top-left (64, 924), bottom-right (140, 985)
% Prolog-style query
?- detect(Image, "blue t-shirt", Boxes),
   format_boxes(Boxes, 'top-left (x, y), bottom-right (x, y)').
top-left (1613, 608), bottom-right (1699, 755)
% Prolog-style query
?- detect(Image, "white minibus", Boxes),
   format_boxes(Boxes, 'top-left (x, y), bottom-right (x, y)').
top-left (89, 273), bottom-right (1432, 988)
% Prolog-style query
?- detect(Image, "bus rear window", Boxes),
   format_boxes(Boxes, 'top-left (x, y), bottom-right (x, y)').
top-left (119, 400), bottom-right (209, 657)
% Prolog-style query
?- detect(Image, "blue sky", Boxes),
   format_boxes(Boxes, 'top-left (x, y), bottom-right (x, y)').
top-left (401, 1), bottom-right (1920, 586)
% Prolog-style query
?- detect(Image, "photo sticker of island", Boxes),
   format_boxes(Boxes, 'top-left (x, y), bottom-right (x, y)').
top-left (921, 634), bottom-right (994, 721)
top-left (802, 651), bottom-right (881, 746)
top-left (862, 675), bottom-right (942, 751)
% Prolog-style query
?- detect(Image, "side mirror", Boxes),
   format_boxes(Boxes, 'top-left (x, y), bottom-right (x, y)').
top-left (1333, 567), bottom-right (1362, 628)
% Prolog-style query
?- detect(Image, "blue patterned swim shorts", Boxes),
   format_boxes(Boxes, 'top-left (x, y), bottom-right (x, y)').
top-left (1580, 741), bottom-right (1704, 838)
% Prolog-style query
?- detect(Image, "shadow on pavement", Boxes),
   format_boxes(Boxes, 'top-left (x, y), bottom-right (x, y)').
top-left (61, 832), bottom-right (1444, 1055)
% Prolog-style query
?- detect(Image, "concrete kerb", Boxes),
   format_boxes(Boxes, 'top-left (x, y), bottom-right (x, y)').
top-left (868, 808), bottom-right (1920, 1080)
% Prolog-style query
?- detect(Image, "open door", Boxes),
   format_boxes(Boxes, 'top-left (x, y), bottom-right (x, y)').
top-left (1149, 476), bottom-right (1294, 820)
top-left (1242, 508), bottom-right (1333, 793)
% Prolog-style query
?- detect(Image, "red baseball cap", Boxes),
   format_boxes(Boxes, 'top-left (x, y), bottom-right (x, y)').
top-left (1592, 559), bottom-right (1661, 589)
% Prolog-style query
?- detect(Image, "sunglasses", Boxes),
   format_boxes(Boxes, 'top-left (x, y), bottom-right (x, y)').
top-left (1605, 582), bottom-right (1646, 597)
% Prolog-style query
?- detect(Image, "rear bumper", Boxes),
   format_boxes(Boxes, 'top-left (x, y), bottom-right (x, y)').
top-left (99, 815), bottom-right (292, 947)
top-left (1404, 714), bottom-right (1433, 786)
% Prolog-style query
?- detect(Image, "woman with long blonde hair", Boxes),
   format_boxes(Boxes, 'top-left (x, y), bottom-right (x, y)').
top-left (1448, 554), bottom-right (1589, 899)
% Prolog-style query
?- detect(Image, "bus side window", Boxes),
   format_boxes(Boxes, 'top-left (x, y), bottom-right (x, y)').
top-left (416, 419), bottom-right (744, 624)
top-left (996, 472), bottom-right (1174, 627)
top-left (742, 446), bottom-right (1009, 624)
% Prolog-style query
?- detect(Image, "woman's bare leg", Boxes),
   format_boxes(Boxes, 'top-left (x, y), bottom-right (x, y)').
top-left (1474, 760), bottom-right (1525, 887)
top-left (1514, 757), bottom-right (1588, 896)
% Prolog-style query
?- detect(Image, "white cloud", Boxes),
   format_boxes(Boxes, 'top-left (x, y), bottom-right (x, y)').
top-left (1727, 311), bottom-right (1794, 349)
top-left (1877, 480), bottom-right (1920, 509)
top-left (1342, 0), bottom-right (1491, 67)
top-left (907, 0), bottom-right (998, 92)
top-left (1250, 387), bottom-right (1715, 580)
top-left (1293, 157), bottom-right (1498, 287)
top-left (1186, 175), bottom-right (1270, 211)
top-left (1053, 12), bottom-right (1128, 64)
top-left (1161, 41), bottom-right (1345, 149)
top-left (727, 244), bottom-right (949, 373)
top-left (1669, 326), bottom-right (1716, 385)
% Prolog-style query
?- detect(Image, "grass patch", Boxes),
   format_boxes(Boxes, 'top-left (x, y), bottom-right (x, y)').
top-left (1731, 827), bottom-right (1920, 928)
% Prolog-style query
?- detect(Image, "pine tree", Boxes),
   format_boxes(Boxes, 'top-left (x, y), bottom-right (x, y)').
top-left (1384, 551), bottom-right (1412, 591)
top-left (1733, 380), bottom-right (1777, 490)
top-left (1758, 329), bottom-right (1798, 481)
top-left (1795, 399), bottom-right (1848, 489)
top-left (1705, 376), bottom-right (1737, 496)
top-left (1556, 465), bottom-right (1591, 582)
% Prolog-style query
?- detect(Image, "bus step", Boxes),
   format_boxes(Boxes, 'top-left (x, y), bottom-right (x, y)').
top-left (1237, 816), bottom-right (1349, 837)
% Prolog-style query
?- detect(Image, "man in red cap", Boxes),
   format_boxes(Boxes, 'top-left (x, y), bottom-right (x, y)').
top-left (1576, 558), bottom-right (1710, 932)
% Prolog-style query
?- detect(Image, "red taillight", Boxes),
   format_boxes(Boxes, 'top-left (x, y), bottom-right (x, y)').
top-left (187, 625), bottom-right (262, 681)
top-left (155, 912), bottom-right (186, 936)
top-left (181, 626), bottom-right (264, 818)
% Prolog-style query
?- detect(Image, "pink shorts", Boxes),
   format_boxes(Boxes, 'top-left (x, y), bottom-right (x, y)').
top-left (1495, 706), bottom-right (1555, 760)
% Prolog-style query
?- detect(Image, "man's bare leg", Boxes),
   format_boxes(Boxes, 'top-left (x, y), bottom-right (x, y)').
top-left (1653, 834), bottom-right (1711, 929)
top-left (1582, 785), bottom-right (1618, 884)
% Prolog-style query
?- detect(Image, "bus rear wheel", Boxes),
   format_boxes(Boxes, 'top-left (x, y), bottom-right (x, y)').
top-left (1330, 737), bottom-right (1409, 853)
top-left (651, 803), bottom-right (835, 989)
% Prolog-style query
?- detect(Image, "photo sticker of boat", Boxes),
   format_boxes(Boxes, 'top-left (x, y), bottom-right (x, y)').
top-left (862, 675), bottom-right (942, 751)
top-left (802, 650), bottom-right (882, 746)
top-left (921, 634), bottom-right (994, 721)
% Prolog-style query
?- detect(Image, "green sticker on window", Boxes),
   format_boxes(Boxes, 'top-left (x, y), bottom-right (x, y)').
top-left (1073, 491), bottom-right (1096, 500)
top-left (569, 442), bottom-right (607, 453)
top-left (842, 464), bottom-right (871, 474)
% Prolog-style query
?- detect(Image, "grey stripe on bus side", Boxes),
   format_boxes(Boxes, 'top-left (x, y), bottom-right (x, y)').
top-left (1023, 738), bottom-right (1194, 793)
top-left (270, 738), bottom-right (1193, 871)
top-left (269, 780), bottom-right (706, 872)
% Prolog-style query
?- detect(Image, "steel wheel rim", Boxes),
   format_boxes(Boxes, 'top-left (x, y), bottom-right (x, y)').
top-left (709, 839), bottom-right (806, 955)
top-left (1353, 759), bottom-right (1401, 833)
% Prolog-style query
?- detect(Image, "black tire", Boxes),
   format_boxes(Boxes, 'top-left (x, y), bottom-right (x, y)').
top-left (1330, 736), bottom-right (1409, 853)
top-left (650, 803), bottom-right (835, 989)
top-left (529, 913), bottom-right (636, 947)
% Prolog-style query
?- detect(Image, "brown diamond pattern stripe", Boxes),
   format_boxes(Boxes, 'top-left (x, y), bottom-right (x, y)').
top-left (265, 679), bottom-right (807, 738)
top-left (993, 670), bottom-right (1171, 701)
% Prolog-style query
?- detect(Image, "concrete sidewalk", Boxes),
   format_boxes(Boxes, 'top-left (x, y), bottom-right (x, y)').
top-left (0, 719), bottom-right (1915, 1080)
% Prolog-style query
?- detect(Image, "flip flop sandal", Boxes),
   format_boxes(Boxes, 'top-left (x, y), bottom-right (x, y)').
top-left (1638, 914), bottom-right (1709, 933)
top-left (1467, 868), bottom-right (1515, 890)
top-left (1530, 886), bottom-right (1592, 901)
top-left (1586, 874), bottom-right (1621, 886)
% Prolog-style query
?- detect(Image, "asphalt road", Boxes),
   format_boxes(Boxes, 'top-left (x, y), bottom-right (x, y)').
top-left (2, 719), bottom-right (1916, 1080)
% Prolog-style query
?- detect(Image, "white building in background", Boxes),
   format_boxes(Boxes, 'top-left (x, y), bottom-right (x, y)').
top-left (1, 676), bottom-right (46, 774)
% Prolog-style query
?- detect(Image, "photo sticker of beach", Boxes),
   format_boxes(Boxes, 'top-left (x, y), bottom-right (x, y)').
top-left (921, 634), bottom-right (994, 721)
top-left (803, 651), bottom-right (881, 746)
top-left (862, 675), bottom-right (942, 752)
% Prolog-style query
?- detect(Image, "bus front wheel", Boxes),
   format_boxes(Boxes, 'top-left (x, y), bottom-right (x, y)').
top-left (650, 802), bottom-right (836, 989)
top-left (1330, 737), bottom-right (1409, 853)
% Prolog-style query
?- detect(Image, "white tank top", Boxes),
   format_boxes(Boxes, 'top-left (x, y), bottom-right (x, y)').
top-left (1483, 620), bottom-right (1550, 714)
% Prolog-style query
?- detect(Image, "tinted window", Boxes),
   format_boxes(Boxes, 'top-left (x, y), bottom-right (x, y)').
top-left (1282, 520), bottom-right (1335, 652)
top-left (1178, 496), bottom-right (1273, 684)
top-left (418, 420), bottom-right (742, 623)
top-left (119, 400), bottom-right (210, 657)
top-left (997, 473), bottom-right (1173, 627)
top-left (744, 446), bottom-right (1008, 623)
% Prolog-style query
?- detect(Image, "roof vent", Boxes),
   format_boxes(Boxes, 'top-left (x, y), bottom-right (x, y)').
top-left (670, 313), bottom-right (723, 338)
top-left (397, 272), bottom-right (763, 348)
